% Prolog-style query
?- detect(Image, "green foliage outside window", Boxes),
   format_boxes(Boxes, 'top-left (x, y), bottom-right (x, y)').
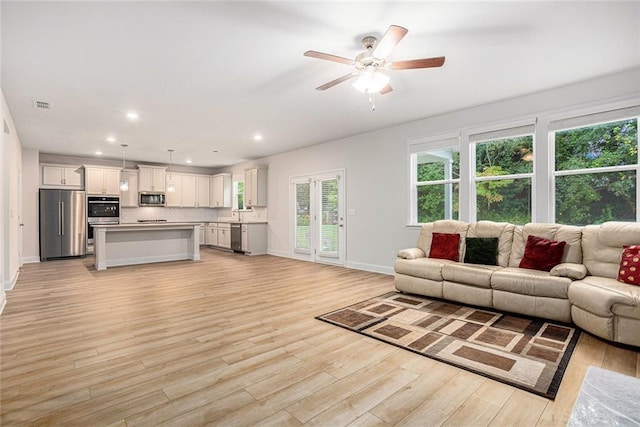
top-left (555, 119), bottom-right (637, 225)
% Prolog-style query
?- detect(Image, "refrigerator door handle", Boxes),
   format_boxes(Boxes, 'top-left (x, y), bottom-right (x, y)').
top-left (61, 202), bottom-right (65, 235)
top-left (58, 202), bottom-right (62, 235)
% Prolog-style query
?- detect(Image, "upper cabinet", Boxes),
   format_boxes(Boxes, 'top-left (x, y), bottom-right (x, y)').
top-left (195, 176), bottom-right (210, 208)
top-left (85, 166), bottom-right (121, 195)
top-left (165, 174), bottom-right (209, 208)
top-left (120, 170), bottom-right (139, 207)
top-left (244, 168), bottom-right (267, 207)
top-left (138, 166), bottom-right (166, 192)
top-left (210, 173), bottom-right (231, 208)
top-left (41, 165), bottom-right (84, 188)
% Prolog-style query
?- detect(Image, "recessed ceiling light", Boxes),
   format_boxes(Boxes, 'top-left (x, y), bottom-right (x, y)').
top-left (253, 133), bottom-right (263, 141)
top-left (186, 159), bottom-right (192, 164)
top-left (106, 136), bottom-right (116, 143)
top-left (126, 111), bottom-right (139, 121)
top-left (95, 151), bottom-right (103, 155)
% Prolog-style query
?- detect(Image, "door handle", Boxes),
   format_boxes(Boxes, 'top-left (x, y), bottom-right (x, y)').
top-left (60, 202), bottom-right (65, 235)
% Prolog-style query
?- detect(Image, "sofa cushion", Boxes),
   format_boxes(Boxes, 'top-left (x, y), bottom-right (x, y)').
top-left (582, 222), bottom-right (640, 279)
top-left (569, 275), bottom-right (640, 317)
top-left (491, 267), bottom-right (571, 299)
top-left (464, 237), bottom-right (498, 265)
top-left (466, 221), bottom-right (515, 267)
top-left (509, 223), bottom-right (583, 267)
top-left (617, 245), bottom-right (640, 285)
top-left (442, 263), bottom-right (501, 288)
top-left (519, 235), bottom-right (566, 272)
top-left (429, 232), bottom-right (460, 261)
top-left (394, 257), bottom-right (455, 281)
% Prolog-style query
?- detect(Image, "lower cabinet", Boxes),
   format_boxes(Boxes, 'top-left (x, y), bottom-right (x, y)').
top-left (217, 223), bottom-right (231, 249)
top-left (241, 223), bottom-right (267, 255)
top-left (205, 223), bottom-right (218, 246)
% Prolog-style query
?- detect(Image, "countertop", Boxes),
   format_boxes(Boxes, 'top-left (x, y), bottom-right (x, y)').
top-left (121, 220), bottom-right (268, 225)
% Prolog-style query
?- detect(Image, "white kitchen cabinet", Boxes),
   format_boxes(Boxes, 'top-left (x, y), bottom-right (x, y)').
top-left (196, 176), bottom-right (210, 208)
top-left (165, 174), bottom-right (182, 207)
top-left (181, 174), bottom-right (197, 207)
top-left (120, 170), bottom-right (139, 207)
top-left (217, 223), bottom-right (231, 249)
top-left (85, 166), bottom-right (121, 195)
top-left (205, 223), bottom-right (218, 246)
top-left (241, 223), bottom-right (267, 255)
top-left (210, 173), bottom-right (231, 208)
top-left (41, 165), bottom-right (84, 187)
top-left (138, 166), bottom-right (166, 192)
top-left (244, 168), bottom-right (267, 207)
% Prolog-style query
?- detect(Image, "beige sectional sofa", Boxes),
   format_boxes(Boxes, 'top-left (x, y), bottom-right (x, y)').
top-left (394, 220), bottom-right (640, 347)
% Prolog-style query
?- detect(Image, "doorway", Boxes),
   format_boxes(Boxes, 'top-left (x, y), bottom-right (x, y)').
top-left (291, 170), bottom-right (345, 266)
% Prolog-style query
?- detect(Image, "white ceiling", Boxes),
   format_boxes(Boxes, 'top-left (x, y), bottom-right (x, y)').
top-left (2, 1), bottom-right (639, 167)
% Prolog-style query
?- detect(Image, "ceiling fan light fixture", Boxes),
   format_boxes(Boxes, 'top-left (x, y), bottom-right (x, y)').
top-left (352, 68), bottom-right (390, 94)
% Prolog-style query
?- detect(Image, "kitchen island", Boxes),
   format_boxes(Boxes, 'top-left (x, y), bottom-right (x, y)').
top-left (93, 222), bottom-right (201, 270)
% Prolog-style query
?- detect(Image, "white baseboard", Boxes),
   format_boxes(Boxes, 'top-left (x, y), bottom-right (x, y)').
top-left (4, 269), bottom-right (19, 291)
top-left (0, 293), bottom-right (6, 315)
top-left (267, 248), bottom-right (394, 276)
top-left (22, 256), bottom-right (40, 264)
top-left (345, 261), bottom-right (394, 276)
top-left (267, 249), bottom-right (291, 258)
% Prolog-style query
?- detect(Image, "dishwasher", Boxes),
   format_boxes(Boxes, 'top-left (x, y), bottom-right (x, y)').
top-left (230, 223), bottom-right (243, 252)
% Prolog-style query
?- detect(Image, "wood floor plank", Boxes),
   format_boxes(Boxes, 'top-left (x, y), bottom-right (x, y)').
top-left (0, 251), bottom-right (638, 425)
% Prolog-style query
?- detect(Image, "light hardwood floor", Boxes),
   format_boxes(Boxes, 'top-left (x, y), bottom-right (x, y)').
top-left (1, 249), bottom-right (638, 426)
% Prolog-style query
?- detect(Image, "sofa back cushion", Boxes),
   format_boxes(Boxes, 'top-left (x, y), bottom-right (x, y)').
top-left (509, 223), bottom-right (583, 267)
top-left (466, 221), bottom-right (515, 267)
top-left (582, 222), bottom-right (640, 278)
top-left (416, 220), bottom-right (469, 261)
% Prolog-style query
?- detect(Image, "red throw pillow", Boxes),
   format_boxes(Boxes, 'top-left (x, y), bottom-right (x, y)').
top-left (617, 245), bottom-right (640, 286)
top-left (519, 235), bottom-right (566, 272)
top-left (429, 232), bottom-right (460, 262)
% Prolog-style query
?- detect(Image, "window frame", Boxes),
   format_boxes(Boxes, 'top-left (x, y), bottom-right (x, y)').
top-left (550, 114), bottom-right (640, 223)
top-left (408, 134), bottom-right (461, 225)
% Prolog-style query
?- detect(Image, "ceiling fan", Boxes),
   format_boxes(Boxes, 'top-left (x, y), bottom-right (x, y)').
top-left (304, 25), bottom-right (445, 107)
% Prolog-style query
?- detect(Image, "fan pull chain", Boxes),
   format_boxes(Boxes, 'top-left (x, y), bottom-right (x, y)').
top-left (369, 93), bottom-right (376, 111)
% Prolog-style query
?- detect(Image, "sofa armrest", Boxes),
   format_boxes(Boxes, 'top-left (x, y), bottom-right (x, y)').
top-left (550, 263), bottom-right (588, 280)
top-left (397, 248), bottom-right (426, 260)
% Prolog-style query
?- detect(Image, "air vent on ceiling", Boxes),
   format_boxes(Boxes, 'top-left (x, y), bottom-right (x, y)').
top-left (33, 100), bottom-right (50, 110)
top-left (4, 120), bottom-right (9, 134)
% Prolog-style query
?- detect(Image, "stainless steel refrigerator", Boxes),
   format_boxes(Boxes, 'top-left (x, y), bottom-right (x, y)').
top-left (39, 189), bottom-right (87, 261)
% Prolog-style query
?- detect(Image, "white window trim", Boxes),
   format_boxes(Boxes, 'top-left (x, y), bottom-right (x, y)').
top-left (550, 113), bottom-right (640, 222)
top-left (408, 133), bottom-right (461, 225)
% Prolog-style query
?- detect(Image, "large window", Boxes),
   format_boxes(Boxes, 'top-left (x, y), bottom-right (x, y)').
top-left (553, 117), bottom-right (638, 225)
top-left (411, 137), bottom-right (460, 223)
top-left (472, 125), bottom-right (534, 224)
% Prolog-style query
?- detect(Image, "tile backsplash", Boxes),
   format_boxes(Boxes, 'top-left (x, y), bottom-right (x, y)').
top-left (121, 206), bottom-right (268, 223)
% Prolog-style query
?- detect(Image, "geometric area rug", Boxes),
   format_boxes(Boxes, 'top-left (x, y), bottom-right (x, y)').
top-left (316, 291), bottom-right (580, 400)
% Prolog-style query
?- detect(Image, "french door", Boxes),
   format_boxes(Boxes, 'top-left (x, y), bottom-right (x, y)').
top-left (291, 170), bottom-right (345, 265)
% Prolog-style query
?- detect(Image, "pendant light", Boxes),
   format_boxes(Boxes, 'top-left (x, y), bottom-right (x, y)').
top-left (167, 149), bottom-right (175, 193)
top-left (119, 144), bottom-right (129, 191)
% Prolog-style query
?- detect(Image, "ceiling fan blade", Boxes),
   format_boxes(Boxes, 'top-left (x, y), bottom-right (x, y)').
top-left (372, 25), bottom-right (408, 59)
top-left (390, 56), bottom-right (446, 70)
top-left (316, 72), bottom-right (358, 90)
top-left (304, 50), bottom-right (355, 65)
top-left (380, 84), bottom-right (393, 95)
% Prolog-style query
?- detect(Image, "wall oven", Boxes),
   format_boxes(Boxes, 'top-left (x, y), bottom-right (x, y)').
top-left (87, 196), bottom-right (120, 246)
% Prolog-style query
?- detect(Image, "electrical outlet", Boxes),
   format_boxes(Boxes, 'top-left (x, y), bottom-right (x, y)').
top-left (391, 250), bottom-right (397, 259)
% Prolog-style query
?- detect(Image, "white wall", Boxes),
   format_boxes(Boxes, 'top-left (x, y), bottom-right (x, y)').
top-left (221, 68), bottom-right (640, 275)
top-left (21, 147), bottom-right (39, 262)
top-left (1, 87), bottom-right (23, 300)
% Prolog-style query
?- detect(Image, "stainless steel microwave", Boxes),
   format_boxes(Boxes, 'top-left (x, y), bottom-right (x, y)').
top-left (139, 192), bottom-right (166, 207)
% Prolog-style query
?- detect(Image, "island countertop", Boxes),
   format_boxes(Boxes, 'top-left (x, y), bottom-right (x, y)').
top-left (93, 223), bottom-right (201, 270)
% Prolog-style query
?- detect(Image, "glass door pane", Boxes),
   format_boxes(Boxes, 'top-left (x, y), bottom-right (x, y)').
top-left (319, 178), bottom-right (339, 258)
top-left (294, 181), bottom-right (311, 253)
